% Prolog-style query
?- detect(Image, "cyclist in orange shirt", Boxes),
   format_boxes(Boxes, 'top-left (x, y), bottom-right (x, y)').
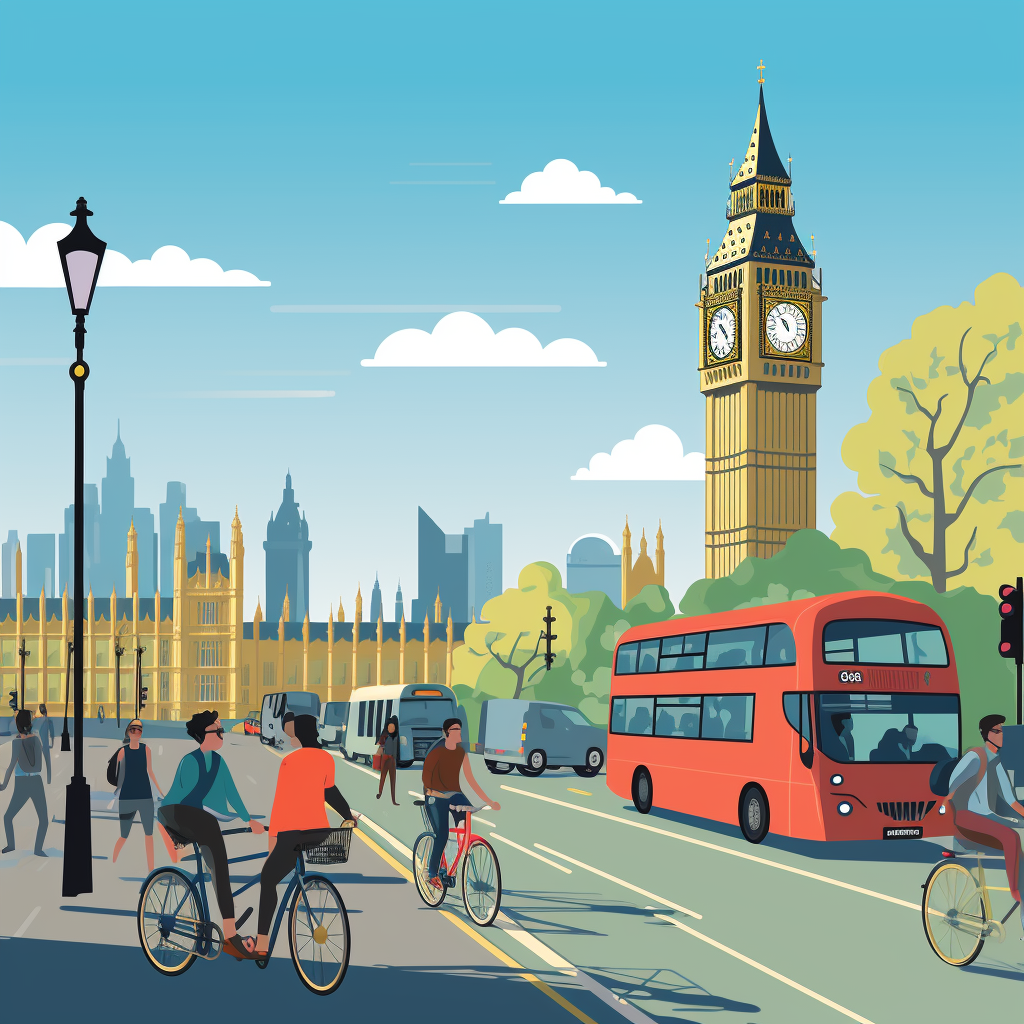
top-left (253, 714), bottom-right (357, 958)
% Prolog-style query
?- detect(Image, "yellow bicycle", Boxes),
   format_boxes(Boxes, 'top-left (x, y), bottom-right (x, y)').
top-left (922, 849), bottom-right (1021, 966)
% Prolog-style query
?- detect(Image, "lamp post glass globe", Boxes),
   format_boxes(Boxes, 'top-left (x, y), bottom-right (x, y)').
top-left (56, 198), bottom-right (107, 316)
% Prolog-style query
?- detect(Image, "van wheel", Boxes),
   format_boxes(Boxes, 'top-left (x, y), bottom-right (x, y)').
top-left (574, 748), bottom-right (604, 777)
top-left (632, 767), bottom-right (653, 814)
top-left (739, 785), bottom-right (770, 844)
top-left (486, 760), bottom-right (514, 775)
top-left (516, 764), bottom-right (543, 777)
top-left (397, 759), bottom-right (414, 769)
top-left (526, 749), bottom-right (547, 773)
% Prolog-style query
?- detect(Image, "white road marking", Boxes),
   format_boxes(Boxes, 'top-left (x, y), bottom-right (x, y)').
top-left (408, 789), bottom-right (423, 799)
top-left (493, 910), bottom-right (575, 967)
top-left (534, 843), bottom-right (702, 919)
top-left (333, 752), bottom-right (377, 779)
top-left (158, 745), bottom-right (163, 755)
top-left (12, 906), bottom-right (41, 937)
top-left (474, 816), bottom-right (496, 827)
top-left (357, 812), bottom-right (413, 858)
top-left (489, 833), bottom-right (572, 873)
top-left (502, 785), bottom-right (920, 912)
top-left (656, 914), bottom-right (876, 1024)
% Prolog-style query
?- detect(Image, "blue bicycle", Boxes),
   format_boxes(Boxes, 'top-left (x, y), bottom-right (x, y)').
top-left (137, 824), bottom-right (352, 994)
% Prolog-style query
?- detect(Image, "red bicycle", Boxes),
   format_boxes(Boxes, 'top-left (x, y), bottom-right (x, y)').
top-left (412, 799), bottom-right (501, 926)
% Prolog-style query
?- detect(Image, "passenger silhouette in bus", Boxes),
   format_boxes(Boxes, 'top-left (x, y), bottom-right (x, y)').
top-left (656, 709), bottom-right (678, 737)
top-left (712, 648), bottom-right (749, 669)
top-left (681, 713), bottom-right (699, 737)
top-left (611, 702), bottom-right (625, 733)
top-left (824, 713), bottom-right (855, 762)
top-left (628, 704), bottom-right (652, 735)
top-left (871, 724), bottom-right (919, 761)
top-left (703, 698), bottom-right (726, 738)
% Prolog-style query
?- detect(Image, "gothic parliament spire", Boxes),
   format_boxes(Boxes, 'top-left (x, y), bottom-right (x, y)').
top-left (698, 65), bottom-right (825, 578)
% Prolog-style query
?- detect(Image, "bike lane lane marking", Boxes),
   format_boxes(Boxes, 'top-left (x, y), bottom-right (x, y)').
top-left (489, 832), bottom-right (572, 873)
top-left (501, 784), bottom-right (920, 912)
top-left (534, 843), bottom-right (702, 918)
top-left (655, 914), bottom-right (877, 1024)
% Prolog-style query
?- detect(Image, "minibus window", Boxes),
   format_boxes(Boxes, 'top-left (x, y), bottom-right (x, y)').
top-left (358, 702), bottom-right (366, 737)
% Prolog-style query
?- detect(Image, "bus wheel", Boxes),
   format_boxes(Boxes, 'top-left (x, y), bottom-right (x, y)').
top-left (739, 785), bottom-right (770, 844)
top-left (632, 767), bottom-right (653, 814)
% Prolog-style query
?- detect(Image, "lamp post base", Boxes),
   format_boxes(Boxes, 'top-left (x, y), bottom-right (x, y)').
top-left (61, 776), bottom-right (93, 897)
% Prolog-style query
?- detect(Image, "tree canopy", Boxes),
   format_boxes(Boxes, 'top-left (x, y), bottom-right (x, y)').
top-left (830, 273), bottom-right (1024, 594)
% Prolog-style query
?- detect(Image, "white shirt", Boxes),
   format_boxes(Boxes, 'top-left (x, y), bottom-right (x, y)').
top-left (948, 749), bottom-right (1017, 816)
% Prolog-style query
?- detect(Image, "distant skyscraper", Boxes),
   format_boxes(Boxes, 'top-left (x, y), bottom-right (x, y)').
top-left (567, 535), bottom-right (622, 606)
top-left (2, 531), bottom-right (19, 598)
top-left (27, 534), bottom-right (56, 598)
top-left (264, 473), bottom-right (311, 624)
top-left (59, 484), bottom-right (100, 596)
top-left (466, 513), bottom-right (502, 620)
top-left (369, 574), bottom-right (384, 625)
top-left (395, 581), bottom-right (405, 623)
top-left (159, 482), bottom-right (220, 595)
top-left (411, 508), bottom-right (502, 624)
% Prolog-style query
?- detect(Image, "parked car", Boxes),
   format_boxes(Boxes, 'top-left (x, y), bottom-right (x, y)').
top-left (242, 712), bottom-right (261, 736)
top-left (479, 699), bottom-right (606, 777)
top-left (319, 701), bottom-right (350, 751)
top-left (260, 691), bottom-right (321, 748)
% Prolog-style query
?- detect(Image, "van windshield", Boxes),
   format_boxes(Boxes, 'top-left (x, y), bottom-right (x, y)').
top-left (400, 698), bottom-right (455, 726)
top-left (323, 704), bottom-right (347, 726)
top-left (816, 692), bottom-right (959, 764)
top-left (284, 693), bottom-right (320, 715)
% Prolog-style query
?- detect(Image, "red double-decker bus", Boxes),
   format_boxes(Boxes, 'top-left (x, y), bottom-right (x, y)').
top-left (606, 591), bottom-right (961, 843)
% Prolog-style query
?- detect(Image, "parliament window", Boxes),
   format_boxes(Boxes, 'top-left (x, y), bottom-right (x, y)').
top-left (159, 671), bottom-right (169, 701)
top-left (200, 601), bottom-right (218, 625)
top-left (801, 272), bottom-right (807, 288)
top-left (771, 269), bottom-right (777, 285)
top-left (756, 268), bottom-right (762, 283)
top-left (160, 639), bottom-right (170, 666)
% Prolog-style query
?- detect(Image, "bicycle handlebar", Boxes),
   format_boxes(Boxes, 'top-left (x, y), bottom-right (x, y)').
top-left (222, 826), bottom-right (253, 835)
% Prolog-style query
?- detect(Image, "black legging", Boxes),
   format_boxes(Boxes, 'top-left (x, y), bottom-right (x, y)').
top-left (258, 829), bottom-right (331, 934)
top-left (159, 804), bottom-right (235, 919)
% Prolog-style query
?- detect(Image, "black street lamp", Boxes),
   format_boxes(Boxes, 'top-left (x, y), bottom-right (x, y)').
top-left (114, 633), bottom-right (126, 728)
top-left (57, 197), bottom-right (106, 898)
top-left (60, 641), bottom-right (73, 752)
top-left (18, 639), bottom-right (29, 710)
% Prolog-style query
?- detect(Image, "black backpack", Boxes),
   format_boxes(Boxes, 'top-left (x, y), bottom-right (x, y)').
top-left (106, 747), bottom-right (124, 787)
top-left (929, 758), bottom-right (958, 797)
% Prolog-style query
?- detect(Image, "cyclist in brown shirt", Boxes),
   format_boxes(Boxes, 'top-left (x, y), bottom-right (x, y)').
top-left (421, 718), bottom-right (500, 889)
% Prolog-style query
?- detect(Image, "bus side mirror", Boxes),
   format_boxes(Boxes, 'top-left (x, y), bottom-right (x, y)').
top-left (798, 694), bottom-right (813, 770)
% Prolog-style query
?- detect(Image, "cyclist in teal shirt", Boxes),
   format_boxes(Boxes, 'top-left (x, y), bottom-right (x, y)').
top-left (159, 709), bottom-right (265, 959)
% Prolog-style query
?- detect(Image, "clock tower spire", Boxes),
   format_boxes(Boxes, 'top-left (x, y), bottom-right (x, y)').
top-left (698, 79), bottom-right (825, 579)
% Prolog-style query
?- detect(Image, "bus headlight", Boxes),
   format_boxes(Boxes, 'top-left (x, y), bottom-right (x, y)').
top-left (830, 774), bottom-right (843, 786)
top-left (938, 804), bottom-right (947, 815)
top-left (400, 735), bottom-right (408, 746)
top-left (837, 801), bottom-right (853, 816)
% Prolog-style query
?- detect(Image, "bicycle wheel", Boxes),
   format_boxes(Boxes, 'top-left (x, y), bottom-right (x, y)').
top-left (413, 832), bottom-right (446, 907)
top-left (137, 868), bottom-right (203, 976)
top-left (922, 861), bottom-right (986, 966)
top-left (462, 839), bottom-right (501, 926)
top-left (288, 876), bottom-right (351, 995)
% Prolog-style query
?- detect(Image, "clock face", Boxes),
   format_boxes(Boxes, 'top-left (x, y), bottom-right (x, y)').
top-left (765, 302), bottom-right (807, 353)
top-left (708, 306), bottom-right (736, 359)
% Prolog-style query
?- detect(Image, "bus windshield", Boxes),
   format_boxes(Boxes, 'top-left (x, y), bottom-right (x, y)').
top-left (816, 692), bottom-right (959, 764)
top-left (400, 698), bottom-right (455, 726)
top-left (822, 619), bottom-right (948, 666)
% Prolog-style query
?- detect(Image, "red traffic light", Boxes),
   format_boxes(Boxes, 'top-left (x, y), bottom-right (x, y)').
top-left (1000, 583), bottom-right (1017, 599)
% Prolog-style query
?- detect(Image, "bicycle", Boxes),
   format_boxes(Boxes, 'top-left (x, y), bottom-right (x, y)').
top-left (922, 843), bottom-right (1022, 966)
top-left (411, 798), bottom-right (501, 926)
top-left (137, 823), bottom-right (352, 994)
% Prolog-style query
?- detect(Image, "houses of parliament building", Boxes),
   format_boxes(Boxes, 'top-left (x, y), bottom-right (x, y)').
top-left (0, 511), bottom-right (466, 722)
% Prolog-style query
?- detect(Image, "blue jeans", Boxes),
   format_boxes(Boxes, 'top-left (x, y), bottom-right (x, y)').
top-left (426, 792), bottom-right (468, 879)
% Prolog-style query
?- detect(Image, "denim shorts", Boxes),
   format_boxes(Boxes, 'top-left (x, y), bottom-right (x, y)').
top-left (119, 798), bottom-right (155, 837)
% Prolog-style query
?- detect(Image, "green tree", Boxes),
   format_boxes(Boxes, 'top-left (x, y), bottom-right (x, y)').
top-left (679, 529), bottom-right (1016, 743)
top-left (831, 273), bottom-right (1024, 594)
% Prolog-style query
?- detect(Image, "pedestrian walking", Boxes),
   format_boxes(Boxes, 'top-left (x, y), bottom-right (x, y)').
top-left (34, 704), bottom-right (55, 784)
top-left (375, 715), bottom-right (400, 805)
top-left (1, 710), bottom-right (48, 856)
top-left (112, 719), bottom-right (177, 870)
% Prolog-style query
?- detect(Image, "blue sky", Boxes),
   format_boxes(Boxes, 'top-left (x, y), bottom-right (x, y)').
top-left (1, 0), bottom-right (1021, 619)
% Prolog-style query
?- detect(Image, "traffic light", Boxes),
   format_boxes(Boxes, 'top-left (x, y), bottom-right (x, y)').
top-left (542, 606), bottom-right (557, 671)
top-left (8, 690), bottom-right (17, 711)
top-left (139, 685), bottom-right (149, 710)
top-left (999, 580), bottom-right (1023, 663)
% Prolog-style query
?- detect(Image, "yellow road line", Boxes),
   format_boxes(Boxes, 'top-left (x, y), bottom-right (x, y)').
top-left (439, 911), bottom-right (600, 1024)
top-left (567, 788), bottom-right (592, 796)
top-left (502, 784), bottom-right (920, 912)
top-left (535, 843), bottom-right (701, 919)
top-left (655, 914), bottom-right (877, 1024)
top-left (352, 817), bottom-right (599, 1024)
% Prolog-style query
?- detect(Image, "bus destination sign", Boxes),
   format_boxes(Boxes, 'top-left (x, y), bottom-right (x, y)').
top-left (838, 670), bottom-right (863, 684)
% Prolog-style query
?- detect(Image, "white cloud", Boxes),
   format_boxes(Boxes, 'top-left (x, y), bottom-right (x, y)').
top-left (500, 159), bottom-right (641, 204)
top-left (361, 311), bottom-right (606, 367)
top-left (0, 221), bottom-right (269, 287)
top-left (572, 425), bottom-right (705, 481)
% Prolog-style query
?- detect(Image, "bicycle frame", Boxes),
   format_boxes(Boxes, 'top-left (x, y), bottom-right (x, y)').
top-left (425, 805), bottom-right (481, 884)
top-left (230, 848), bottom-right (319, 956)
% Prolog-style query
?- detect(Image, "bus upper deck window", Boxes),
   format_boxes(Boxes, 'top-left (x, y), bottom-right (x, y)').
top-left (823, 619), bottom-right (948, 666)
top-left (638, 640), bottom-right (661, 673)
top-left (706, 626), bottom-right (767, 668)
top-left (615, 642), bottom-right (639, 674)
top-left (660, 633), bottom-right (705, 671)
top-left (765, 624), bottom-right (796, 665)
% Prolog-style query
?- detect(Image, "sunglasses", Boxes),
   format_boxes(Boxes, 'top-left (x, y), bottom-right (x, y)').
top-left (128, 726), bottom-right (143, 733)
top-left (205, 727), bottom-right (225, 738)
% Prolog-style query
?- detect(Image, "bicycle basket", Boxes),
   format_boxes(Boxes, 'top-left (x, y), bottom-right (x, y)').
top-left (301, 826), bottom-right (353, 865)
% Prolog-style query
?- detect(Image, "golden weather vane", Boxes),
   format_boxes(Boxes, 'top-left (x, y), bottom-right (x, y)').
top-left (706, 239), bottom-right (711, 260)
top-left (810, 233), bottom-right (817, 258)
top-left (757, 59), bottom-right (766, 85)
top-left (729, 158), bottom-right (734, 182)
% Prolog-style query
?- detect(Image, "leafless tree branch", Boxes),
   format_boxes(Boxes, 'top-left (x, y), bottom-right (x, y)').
top-left (879, 462), bottom-right (935, 499)
top-left (946, 526), bottom-right (979, 580)
top-left (948, 464), bottom-right (1023, 526)
top-left (895, 505), bottom-right (934, 574)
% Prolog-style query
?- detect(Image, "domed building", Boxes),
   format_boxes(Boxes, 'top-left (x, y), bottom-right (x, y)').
top-left (566, 535), bottom-right (622, 605)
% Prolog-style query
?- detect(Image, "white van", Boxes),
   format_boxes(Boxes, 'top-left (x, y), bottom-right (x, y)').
top-left (344, 683), bottom-right (466, 766)
top-left (260, 691), bottom-right (321, 748)
top-left (318, 701), bottom-right (350, 750)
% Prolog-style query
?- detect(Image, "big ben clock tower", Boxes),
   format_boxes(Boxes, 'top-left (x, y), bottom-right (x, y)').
top-left (698, 72), bottom-right (824, 578)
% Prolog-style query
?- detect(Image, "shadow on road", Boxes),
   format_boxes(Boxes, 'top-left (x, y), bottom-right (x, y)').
top-left (584, 964), bottom-right (761, 1018)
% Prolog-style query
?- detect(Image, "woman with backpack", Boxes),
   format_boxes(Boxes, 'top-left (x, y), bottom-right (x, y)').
top-left (944, 714), bottom-right (1024, 918)
top-left (0, 710), bottom-right (48, 856)
top-left (111, 719), bottom-right (177, 870)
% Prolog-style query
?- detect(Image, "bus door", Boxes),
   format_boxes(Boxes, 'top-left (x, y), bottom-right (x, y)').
top-left (783, 692), bottom-right (816, 831)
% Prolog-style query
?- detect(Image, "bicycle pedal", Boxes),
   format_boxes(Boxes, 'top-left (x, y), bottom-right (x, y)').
top-left (446, 876), bottom-right (456, 888)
